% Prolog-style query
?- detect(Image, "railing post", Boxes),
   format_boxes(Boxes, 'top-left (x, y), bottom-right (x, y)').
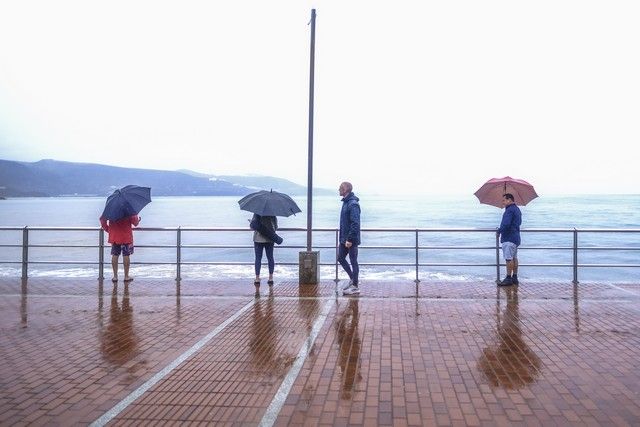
top-left (573, 228), bottom-right (579, 284)
top-left (495, 230), bottom-right (500, 283)
top-left (21, 226), bottom-right (28, 280)
top-left (334, 229), bottom-right (339, 282)
top-left (176, 227), bottom-right (182, 282)
top-left (98, 228), bottom-right (105, 280)
top-left (415, 229), bottom-right (420, 283)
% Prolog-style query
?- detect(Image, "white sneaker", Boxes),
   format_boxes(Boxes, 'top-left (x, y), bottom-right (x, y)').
top-left (343, 285), bottom-right (360, 295)
top-left (342, 280), bottom-right (353, 290)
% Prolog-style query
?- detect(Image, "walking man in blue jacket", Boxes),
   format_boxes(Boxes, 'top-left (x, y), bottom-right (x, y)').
top-left (338, 182), bottom-right (361, 295)
top-left (498, 193), bottom-right (522, 286)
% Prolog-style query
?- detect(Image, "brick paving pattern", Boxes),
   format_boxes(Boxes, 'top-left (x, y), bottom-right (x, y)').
top-left (0, 277), bottom-right (639, 426)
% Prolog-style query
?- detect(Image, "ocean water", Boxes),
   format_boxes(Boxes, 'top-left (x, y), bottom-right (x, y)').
top-left (0, 195), bottom-right (639, 282)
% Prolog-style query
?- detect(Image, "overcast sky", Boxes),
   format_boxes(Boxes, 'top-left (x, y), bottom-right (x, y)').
top-left (1, 1), bottom-right (638, 195)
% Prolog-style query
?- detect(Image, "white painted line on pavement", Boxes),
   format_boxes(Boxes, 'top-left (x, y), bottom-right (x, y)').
top-left (260, 297), bottom-right (336, 427)
top-left (90, 299), bottom-right (254, 427)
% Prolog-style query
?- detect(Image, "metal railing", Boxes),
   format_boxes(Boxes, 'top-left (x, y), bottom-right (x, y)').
top-left (1, 226), bottom-right (639, 283)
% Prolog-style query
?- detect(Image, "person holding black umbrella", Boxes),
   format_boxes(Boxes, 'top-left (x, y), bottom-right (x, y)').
top-left (251, 214), bottom-right (278, 286)
top-left (239, 189), bottom-right (301, 287)
top-left (100, 214), bottom-right (140, 283)
top-left (99, 185), bottom-right (151, 283)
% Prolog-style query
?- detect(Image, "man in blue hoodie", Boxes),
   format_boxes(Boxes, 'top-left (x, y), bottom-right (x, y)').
top-left (497, 193), bottom-right (522, 286)
top-left (338, 182), bottom-right (361, 295)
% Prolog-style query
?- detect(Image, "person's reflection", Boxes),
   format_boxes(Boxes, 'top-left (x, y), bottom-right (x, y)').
top-left (478, 287), bottom-right (541, 389)
top-left (249, 287), bottom-right (279, 375)
top-left (100, 282), bottom-right (139, 365)
top-left (335, 298), bottom-right (362, 400)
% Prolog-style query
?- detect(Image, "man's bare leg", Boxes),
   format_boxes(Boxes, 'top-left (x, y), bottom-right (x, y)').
top-left (111, 255), bottom-right (119, 282)
top-left (123, 255), bottom-right (131, 281)
top-left (506, 260), bottom-right (514, 277)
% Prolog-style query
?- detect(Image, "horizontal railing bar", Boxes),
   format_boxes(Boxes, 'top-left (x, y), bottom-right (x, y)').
top-left (124, 245), bottom-right (181, 249)
top-left (578, 247), bottom-right (640, 251)
top-left (12, 261), bottom-right (640, 269)
top-left (3, 226), bottom-right (640, 232)
top-left (179, 244), bottom-right (256, 249)
top-left (571, 229), bottom-right (640, 233)
top-left (507, 247), bottom-right (574, 250)
top-left (0, 227), bottom-right (100, 231)
top-left (177, 262), bottom-right (344, 267)
top-left (9, 244), bottom-right (640, 251)
top-left (169, 245), bottom-right (335, 250)
top-left (25, 261), bottom-right (99, 265)
top-left (417, 246), bottom-right (500, 250)
top-left (18, 244), bottom-right (631, 251)
top-left (28, 244), bottom-right (98, 249)
top-left (578, 264), bottom-right (640, 268)
top-left (421, 263), bottom-right (573, 267)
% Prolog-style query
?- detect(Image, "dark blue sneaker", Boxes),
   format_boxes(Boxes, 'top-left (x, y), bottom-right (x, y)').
top-left (512, 274), bottom-right (519, 285)
top-left (498, 276), bottom-right (513, 286)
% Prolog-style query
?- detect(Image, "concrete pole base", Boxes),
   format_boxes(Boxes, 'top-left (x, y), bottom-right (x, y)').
top-left (299, 251), bottom-right (320, 284)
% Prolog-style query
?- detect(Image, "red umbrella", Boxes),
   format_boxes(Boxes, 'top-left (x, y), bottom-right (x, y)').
top-left (474, 176), bottom-right (538, 208)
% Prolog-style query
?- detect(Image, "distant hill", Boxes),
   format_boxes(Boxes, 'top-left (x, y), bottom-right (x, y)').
top-left (0, 159), bottom-right (333, 197)
top-left (178, 170), bottom-right (333, 196)
top-left (0, 159), bottom-right (250, 197)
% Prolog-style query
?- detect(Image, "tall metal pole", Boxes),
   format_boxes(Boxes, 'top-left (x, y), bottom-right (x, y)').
top-left (306, 8), bottom-right (316, 252)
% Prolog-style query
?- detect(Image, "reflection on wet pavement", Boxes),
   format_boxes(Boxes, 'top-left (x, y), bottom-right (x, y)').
top-left (20, 279), bottom-right (27, 327)
top-left (100, 283), bottom-right (139, 365)
top-left (249, 287), bottom-right (277, 374)
top-left (335, 297), bottom-right (362, 400)
top-left (478, 287), bottom-right (542, 389)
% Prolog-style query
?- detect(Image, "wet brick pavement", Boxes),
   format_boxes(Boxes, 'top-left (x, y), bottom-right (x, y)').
top-left (0, 277), bottom-right (639, 426)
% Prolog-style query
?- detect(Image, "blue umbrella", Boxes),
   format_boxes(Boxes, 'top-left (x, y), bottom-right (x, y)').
top-left (238, 189), bottom-right (301, 217)
top-left (102, 185), bottom-right (152, 221)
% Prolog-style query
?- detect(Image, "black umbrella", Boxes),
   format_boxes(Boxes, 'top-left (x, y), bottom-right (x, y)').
top-left (101, 185), bottom-right (152, 221)
top-left (238, 190), bottom-right (301, 217)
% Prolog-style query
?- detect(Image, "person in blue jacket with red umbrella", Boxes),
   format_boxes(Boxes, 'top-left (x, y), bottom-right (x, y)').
top-left (497, 193), bottom-right (522, 286)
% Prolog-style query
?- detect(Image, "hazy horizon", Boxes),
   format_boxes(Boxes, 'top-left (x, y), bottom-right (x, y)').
top-left (2, 156), bottom-right (640, 196)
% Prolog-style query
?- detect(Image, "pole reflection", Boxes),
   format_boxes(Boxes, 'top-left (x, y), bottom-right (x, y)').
top-left (20, 278), bottom-right (27, 327)
top-left (176, 281), bottom-right (181, 322)
top-left (97, 279), bottom-right (104, 329)
top-left (478, 287), bottom-right (542, 389)
top-left (573, 282), bottom-right (580, 333)
top-left (298, 284), bottom-right (320, 337)
top-left (335, 297), bottom-right (362, 400)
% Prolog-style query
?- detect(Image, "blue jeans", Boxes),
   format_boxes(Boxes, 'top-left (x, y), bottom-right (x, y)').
top-left (338, 244), bottom-right (359, 285)
top-left (254, 242), bottom-right (275, 276)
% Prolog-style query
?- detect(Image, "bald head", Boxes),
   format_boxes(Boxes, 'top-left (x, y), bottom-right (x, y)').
top-left (339, 181), bottom-right (353, 197)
